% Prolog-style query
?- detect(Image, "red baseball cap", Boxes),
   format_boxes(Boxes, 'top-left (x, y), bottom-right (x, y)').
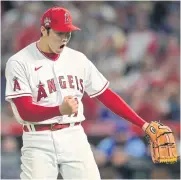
top-left (41, 7), bottom-right (81, 32)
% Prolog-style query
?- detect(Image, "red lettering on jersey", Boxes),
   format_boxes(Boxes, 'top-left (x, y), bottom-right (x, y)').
top-left (67, 75), bottom-right (74, 89)
top-left (47, 79), bottom-right (56, 94)
top-left (79, 79), bottom-right (84, 93)
top-left (13, 77), bottom-right (21, 91)
top-left (59, 76), bottom-right (66, 89)
top-left (37, 82), bottom-right (48, 102)
top-left (75, 76), bottom-right (79, 90)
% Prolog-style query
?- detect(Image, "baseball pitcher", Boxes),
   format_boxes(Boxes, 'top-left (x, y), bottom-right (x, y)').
top-left (5, 7), bottom-right (178, 180)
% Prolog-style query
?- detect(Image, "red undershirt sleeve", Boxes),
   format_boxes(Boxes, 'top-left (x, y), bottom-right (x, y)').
top-left (96, 88), bottom-right (146, 128)
top-left (12, 96), bottom-right (61, 122)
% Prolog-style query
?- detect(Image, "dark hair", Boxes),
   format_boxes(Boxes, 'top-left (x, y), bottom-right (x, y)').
top-left (40, 27), bottom-right (51, 37)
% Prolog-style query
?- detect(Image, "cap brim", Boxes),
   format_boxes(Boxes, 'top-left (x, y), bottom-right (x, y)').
top-left (52, 24), bottom-right (81, 32)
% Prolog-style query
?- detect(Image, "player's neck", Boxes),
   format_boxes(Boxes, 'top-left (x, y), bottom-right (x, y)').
top-left (36, 40), bottom-right (60, 61)
top-left (37, 39), bottom-right (55, 54)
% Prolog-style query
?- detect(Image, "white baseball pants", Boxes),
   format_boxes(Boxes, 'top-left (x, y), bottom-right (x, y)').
top-left (20, 124), bottom-right (101, 179)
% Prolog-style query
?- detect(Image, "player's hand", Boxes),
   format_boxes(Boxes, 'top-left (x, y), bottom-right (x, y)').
top-left (59, 96), bottom-right (78, 116)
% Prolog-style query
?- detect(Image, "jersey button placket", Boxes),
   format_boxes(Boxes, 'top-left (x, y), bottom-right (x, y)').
top-left (52, 63), bottom-right (64, 123)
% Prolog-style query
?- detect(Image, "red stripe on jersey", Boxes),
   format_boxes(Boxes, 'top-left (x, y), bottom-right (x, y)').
top-left (96, 88), bottom-right (146, 128)
top-left (90, 81), bottom-right (109, 97)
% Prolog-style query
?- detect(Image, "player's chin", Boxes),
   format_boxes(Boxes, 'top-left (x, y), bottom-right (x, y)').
top-left (55, 47), bottom-right (64, 54)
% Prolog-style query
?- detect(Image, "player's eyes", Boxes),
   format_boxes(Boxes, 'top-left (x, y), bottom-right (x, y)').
top-left (55, 31), bottom-right (71, 38)
top-left (56, 32), bottom-right (65, 36)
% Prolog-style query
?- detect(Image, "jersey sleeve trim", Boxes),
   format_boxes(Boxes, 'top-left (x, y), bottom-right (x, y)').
top-left (89, 81), bottom-right (109, 98)
top-left (5, 93), bottom-right (32, 101)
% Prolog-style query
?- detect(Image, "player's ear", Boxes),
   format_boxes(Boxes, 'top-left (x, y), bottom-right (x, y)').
top-left (40, 26), bottom-right (48, 37)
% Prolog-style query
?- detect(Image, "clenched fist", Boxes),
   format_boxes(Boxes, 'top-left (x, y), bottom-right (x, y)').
top-left (59, 96), bottom-right (78, 116)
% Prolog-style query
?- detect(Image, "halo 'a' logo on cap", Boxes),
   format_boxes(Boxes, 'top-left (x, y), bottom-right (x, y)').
top-left (44, 17), bottom-right (51, 27)
top-left (64, 12), bottom-right (70, 24)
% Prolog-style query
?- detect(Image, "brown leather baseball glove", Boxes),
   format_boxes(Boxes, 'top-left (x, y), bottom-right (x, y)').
top-left (145, 121), bottom-right (179, 164)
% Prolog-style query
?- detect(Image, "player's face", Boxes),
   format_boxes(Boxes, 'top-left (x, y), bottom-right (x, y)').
top-left (47, 29), bottom-right (71, 54)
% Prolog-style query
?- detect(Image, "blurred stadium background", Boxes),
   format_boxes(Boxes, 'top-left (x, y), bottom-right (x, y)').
top-left (1, 1), bottom-right (180, 179)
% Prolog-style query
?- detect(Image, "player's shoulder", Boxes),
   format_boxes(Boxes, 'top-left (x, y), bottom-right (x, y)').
top-left (7, 42), bottom-right (36, 65)
top-left (64, 46), bottom-right (88, 61)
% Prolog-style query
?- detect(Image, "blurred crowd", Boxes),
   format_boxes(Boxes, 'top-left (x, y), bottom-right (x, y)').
top-left (1, 1), bottom-right (180, 179)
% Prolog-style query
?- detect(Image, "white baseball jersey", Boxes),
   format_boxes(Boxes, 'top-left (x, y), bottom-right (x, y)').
top-left (5, 42), bottom-right (109, 125)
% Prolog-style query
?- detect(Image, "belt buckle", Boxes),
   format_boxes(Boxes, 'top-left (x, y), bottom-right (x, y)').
top-left (50, 124), bottom-right (56, 131)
